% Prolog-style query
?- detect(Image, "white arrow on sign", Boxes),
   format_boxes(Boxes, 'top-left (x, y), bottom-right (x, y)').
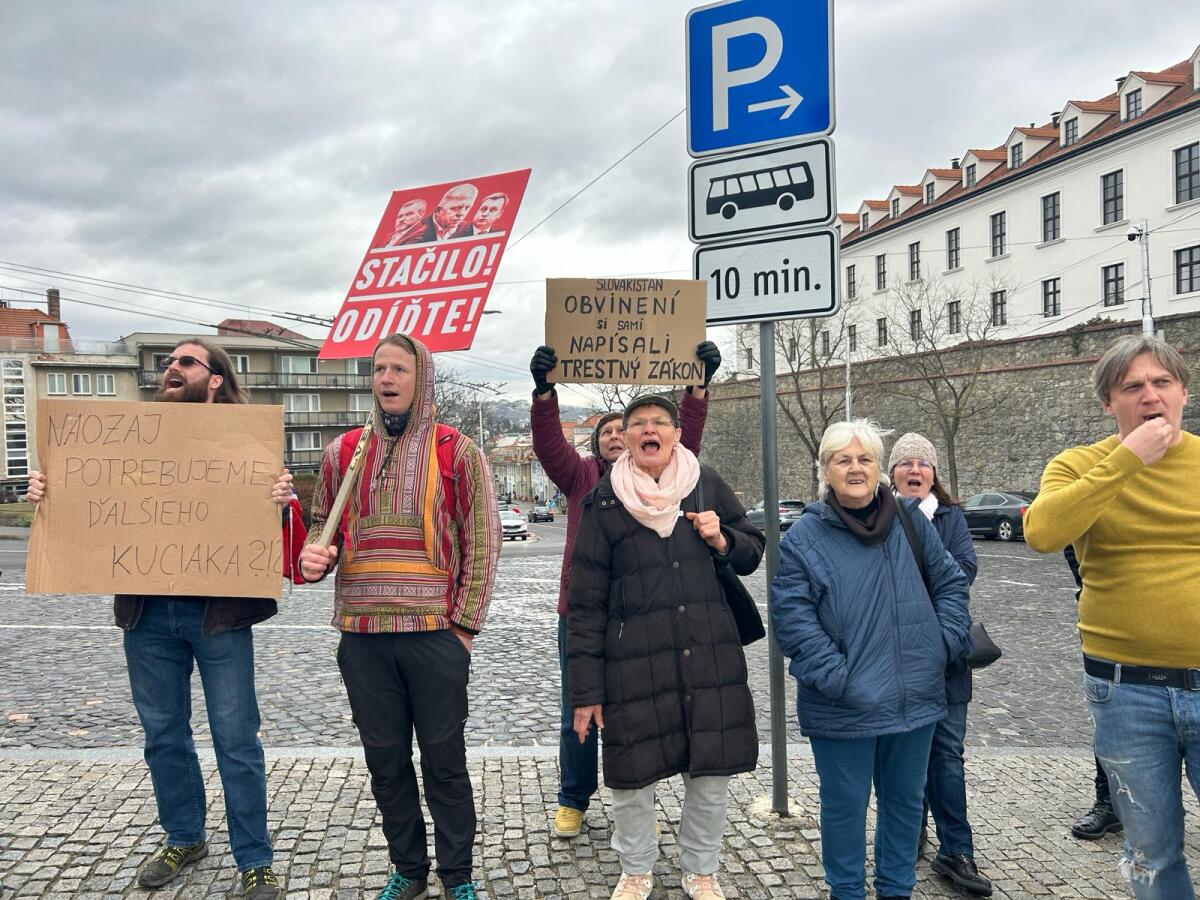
top-left (747, 84), bottom-right (803, 120)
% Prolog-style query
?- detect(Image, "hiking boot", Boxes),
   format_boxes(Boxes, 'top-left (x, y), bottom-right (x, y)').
top-left (1071, 798), bottom-right (1122, 840)
top-left (553, 805), bottom-right (584, 838)
top-left (447, 884), bottom-right (481, 900)
top-left (931, 854), bottom-right (993, 897)
top-left (682, 871), bottom-right (728, 899)
top-left (610, 872), bottom-right (654, 900)
top-left (240, 866), bottom-right (282, 898)
top-left (137, 841), bottom-right (208, 888)
top-left (377, 869), bottom-right (429, 900)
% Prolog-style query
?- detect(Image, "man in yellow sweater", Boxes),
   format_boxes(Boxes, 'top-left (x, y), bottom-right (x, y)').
top-left (1025, 334), bottom-right (1198, 900)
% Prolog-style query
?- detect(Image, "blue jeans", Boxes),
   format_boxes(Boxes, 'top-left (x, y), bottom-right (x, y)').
top-left (1085, 670), bottom-right (1200, 900)
top-left (811, 724), bottom-right (936, 900)
top-left (124, 598), bottom-right (272, 872)
top-left (558, 616), bottom-right (597, 812)
top-left (924, 702), bottom-right (974, 856)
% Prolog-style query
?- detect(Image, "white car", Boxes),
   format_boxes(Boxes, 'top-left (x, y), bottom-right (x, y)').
top-left (500, 509), bottom-right (528, 541)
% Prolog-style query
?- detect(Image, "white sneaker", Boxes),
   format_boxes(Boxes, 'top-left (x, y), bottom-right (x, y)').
top-left (681, 871), bottom-right (727, 899)
top-left (610, 872), bottom-right (654, 900)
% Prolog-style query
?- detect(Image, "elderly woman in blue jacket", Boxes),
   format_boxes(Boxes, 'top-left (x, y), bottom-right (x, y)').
top-left (770, 420), bottom-right (971, 900)
top-left (888, 433), bottom-right (991, 898)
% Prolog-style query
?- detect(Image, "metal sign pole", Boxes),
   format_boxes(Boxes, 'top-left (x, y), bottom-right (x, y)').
top-left (759, 321), bottom-right (788, 816)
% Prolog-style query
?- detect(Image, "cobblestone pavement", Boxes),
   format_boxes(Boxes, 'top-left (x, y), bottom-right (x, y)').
top-left (1, 541), bottom-right (1089, 751)
top-left (3, 745), bottom-right (1196, 899)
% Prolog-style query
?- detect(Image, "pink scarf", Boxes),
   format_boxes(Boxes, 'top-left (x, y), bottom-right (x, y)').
top-left (609, 444), bottom-right (701, 538)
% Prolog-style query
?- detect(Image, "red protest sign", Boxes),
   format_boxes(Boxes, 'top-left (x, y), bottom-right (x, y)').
top-left (319, 168), bottom-right (531, 358)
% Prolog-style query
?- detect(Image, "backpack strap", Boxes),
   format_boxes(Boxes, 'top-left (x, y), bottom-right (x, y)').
top-left (895, 497), bottom-right (932, 601)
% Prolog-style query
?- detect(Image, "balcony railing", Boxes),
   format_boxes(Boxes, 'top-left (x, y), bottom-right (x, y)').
top-left (0, 338), bottom-right (135, 355)
top-left (284, 410), bottom-right (370, 428)
top-left (139, 370), bottom-right (371, 390)
top-left (284, 449), bottom-right (324, 471)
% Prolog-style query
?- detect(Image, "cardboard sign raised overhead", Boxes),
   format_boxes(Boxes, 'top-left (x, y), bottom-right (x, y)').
top-left (320, 168), bottom-right (532, 358)
top-left (544, 279), bottom-right (707, 385)
top-left (27, 400), bottom-right (287, 599)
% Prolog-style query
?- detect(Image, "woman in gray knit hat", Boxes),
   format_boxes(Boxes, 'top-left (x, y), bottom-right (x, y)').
top-left (888, 433), bottom-right (992, 897)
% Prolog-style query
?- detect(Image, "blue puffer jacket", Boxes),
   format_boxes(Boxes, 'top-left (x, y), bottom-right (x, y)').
top-left (770, 495), bottom-right (972, 740)
top-left (931, 503), bottom-right (977, 705)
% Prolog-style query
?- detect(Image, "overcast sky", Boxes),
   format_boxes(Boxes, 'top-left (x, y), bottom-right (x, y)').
top-left (1, 1), bottom-right (1192, 404)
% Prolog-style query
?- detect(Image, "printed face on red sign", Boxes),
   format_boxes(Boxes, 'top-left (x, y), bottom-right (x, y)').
top-left (472, 192), bottom-right (509, 234)
top-left (433, 184), bottom-right (478, 234)
top-left (395, 199), bottom-right (426, 232)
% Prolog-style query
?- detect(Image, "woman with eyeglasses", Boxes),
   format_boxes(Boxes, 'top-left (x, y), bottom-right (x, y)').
top-left (566, 394), bottom-right (763, 900)
top-left (886, 433), bottom-right (991, 897)
top-left (770, 420), bottom-right (971, 900)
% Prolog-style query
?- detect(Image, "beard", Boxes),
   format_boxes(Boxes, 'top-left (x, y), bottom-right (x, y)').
top-left (155, 377), bottom-right (210, 403)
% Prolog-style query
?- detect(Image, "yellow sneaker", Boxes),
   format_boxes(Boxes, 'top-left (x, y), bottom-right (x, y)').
top-left (552, 805), bottom-right (584, 838)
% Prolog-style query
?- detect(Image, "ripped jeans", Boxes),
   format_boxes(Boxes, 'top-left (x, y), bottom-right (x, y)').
top-left (1085, 671), bottom-right (1200, 899)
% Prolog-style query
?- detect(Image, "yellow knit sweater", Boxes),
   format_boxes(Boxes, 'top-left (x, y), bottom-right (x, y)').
top-left (1024, 431), bottom-right (1200, 668)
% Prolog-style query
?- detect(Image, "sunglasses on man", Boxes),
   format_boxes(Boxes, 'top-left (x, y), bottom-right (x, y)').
top-left (159, 354), bottom-right (215, 374)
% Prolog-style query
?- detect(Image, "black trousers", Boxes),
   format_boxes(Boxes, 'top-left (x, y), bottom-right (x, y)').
top-left (337, 629), bottom-right (475, 887)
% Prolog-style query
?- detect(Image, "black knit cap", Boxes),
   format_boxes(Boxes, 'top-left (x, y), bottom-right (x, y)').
top-left (623, 393), bottom-right (680, 428)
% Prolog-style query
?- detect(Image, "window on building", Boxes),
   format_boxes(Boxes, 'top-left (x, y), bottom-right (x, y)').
top-left (1102, 263), bottom-right (1125, 306)
top-left (990, 290), bottom-right (1007, 326)
top-left (848, 324), bottom-right (857, 353)
top-left (284, 394), bottom-right (320, 413)
top-left (947, 300), bottom-right (961, 334)
top-left (283, 356), bottom-right (318, 374)
top-left (787, 336), bottom-right (798, 362)
top-left (846, 264), bottom-right (857, 300)
top-left (1176, 143), bottom-right (1200, 204)
top-left (349, 393), bottom-right (374, 412)
top-left (925, 182), bottom-right (935, 204)
top-left (151, 353), bottom-right (170, 371)
top-left (231, 355), bottom-right (250, 374)
top-left (1042, 278), bottom-right (1062, 317)
top-left (891, 198), bottom-right (900, 218)
top-left (990, 211), bottom-right (1006, 257)
top-left (861, 212), bottom-right (870, 231)
top-left (71, 373), bottom-right (91, 394)
top-left (96, 373), bottom-right (116, 395)
top-left (1010, 143), bottom-right (1023, 168)
top-left (875, 254), bottom-right (887, 291)
top-left (820, 331), bottom-right (830, 358)
top-left (1125, 88), bottom-right (1142, 121)
top-left (965, 164), bottom-right (977, 187)
top-left (1042, 192), bottom-right (1061, 243)
top-left (946, 228), bottom-right (960, 270)
top-left (1102, 170), bottom-right (1124, 225)
top-left (876, 317), bottom-right (888, 347)
top-left (1064, 118), bottom-right (1079, 146)
top-left (909, 309), bottom-right (922, 341)
top-left (908, 242), bottom-right (921, 281)
top-left (47, 373), bottom-right (66, 395)
top-left (347, 358), bottom-right (372, 376)
top-left (1176, 245), bottom-right (1200, 294)
top-left (286, 431), bottom-right (322, 453)
top-left (742, 347), bottom-right (754, 369)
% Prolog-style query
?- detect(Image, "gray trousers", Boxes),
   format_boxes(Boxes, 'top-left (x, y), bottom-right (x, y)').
top-left (610, 774), bottom-right (730, 875)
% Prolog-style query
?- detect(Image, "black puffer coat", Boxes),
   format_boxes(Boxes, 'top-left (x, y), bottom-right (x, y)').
top-left (567, 464), bottom-right (764, 790)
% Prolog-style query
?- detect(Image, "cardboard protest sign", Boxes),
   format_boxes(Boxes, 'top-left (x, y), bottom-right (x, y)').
top-left (320, 168), bottom-right (532, 358)
top-left (544, 278), bottom-right (708, 384)
top-left (27, 400), bottom-right (286, 599)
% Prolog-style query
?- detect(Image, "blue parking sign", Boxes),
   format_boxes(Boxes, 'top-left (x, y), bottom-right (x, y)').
top-left (686, 0), bottom-right (834, 157)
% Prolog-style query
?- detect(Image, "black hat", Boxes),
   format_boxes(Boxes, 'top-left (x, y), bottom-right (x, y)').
top-left (622, 394), bottom-right (680, 427)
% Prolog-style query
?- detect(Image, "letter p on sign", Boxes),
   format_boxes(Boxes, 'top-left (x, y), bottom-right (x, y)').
top-left (711, 17), bottom-right (782, 132)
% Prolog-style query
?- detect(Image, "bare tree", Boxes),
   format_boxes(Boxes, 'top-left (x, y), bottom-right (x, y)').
top-left (876, 275), bottom-right (1010, 496)
top-left (433, 364), bottom-right (502, 448)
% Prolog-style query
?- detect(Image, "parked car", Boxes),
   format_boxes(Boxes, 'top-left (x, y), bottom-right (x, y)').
top-left (745, 499), bottom-right (806, 532)
top-left (528, 505), bottom-right (555, 523)
top-left (500, 509), bottom-right (529, 541)
top-left (962, 492), bottom-right (1030, 542)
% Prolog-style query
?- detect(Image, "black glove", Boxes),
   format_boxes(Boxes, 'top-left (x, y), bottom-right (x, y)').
top-left (696, 341), bottom-right (721, 388)
top-left (530, 345), bottom-right (558, 396)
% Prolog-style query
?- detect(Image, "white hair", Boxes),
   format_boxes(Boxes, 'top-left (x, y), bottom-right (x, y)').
top-left (817, 418), bottom-right (889, 497)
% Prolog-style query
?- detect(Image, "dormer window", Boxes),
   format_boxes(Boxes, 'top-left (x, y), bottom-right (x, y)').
top-left (1125, 88), bottom-right (1143, 120)
top-left (861, 212), bottom-right (870, 231)
top-left (965, 164), bottom-right (977, 187)
top-left (924, 183), bottom-right (935, 204)
top-left (891, 198), bottom-right (900, 218)
top-left (1064, 118), bottom-right (1079, 146)
top-left (1010, 143), bottom-right (1023, 168)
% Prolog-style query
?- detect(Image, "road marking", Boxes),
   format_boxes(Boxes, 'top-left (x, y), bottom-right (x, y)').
top-left (994, 579), bottom-right (1038, 587)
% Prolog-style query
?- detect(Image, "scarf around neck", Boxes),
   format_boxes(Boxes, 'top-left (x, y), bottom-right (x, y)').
top-left (609, 444), bottom-right (701, 538)
top-left (918, 492), bottom-right (939, 521)
top-left (827, 485), bottom-right (897, 545)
